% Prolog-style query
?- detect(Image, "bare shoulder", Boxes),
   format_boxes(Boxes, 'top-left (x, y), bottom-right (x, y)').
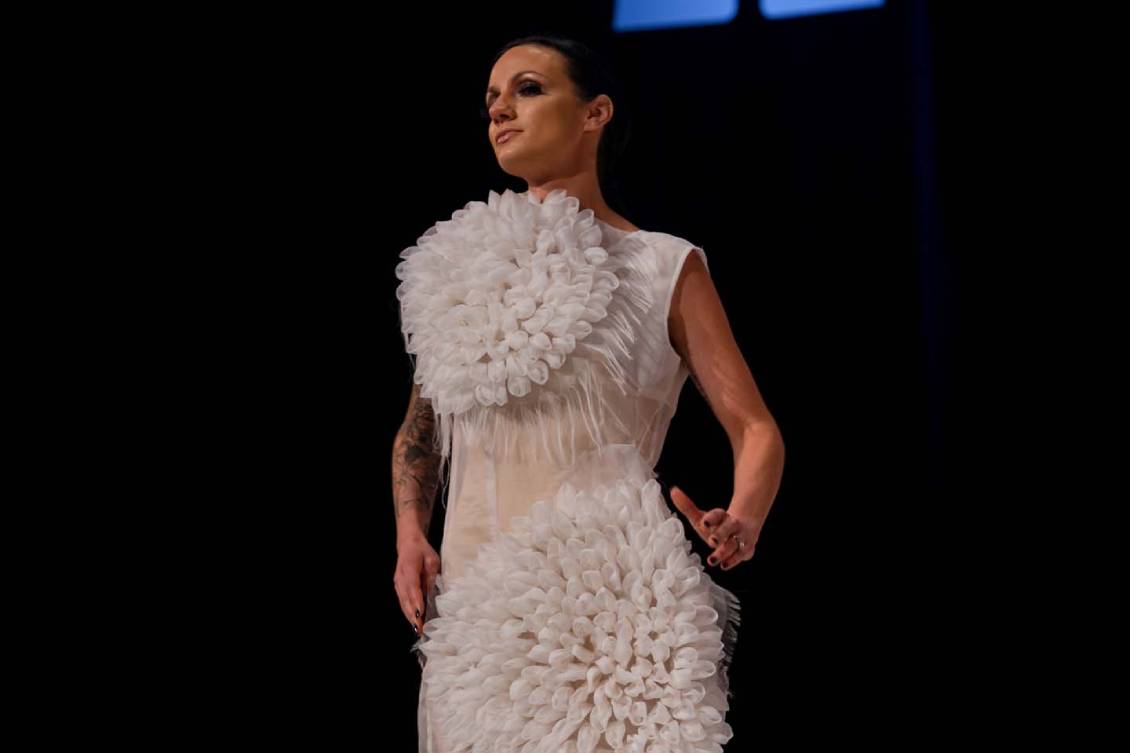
top-left (668, 247), bottom-right (713, 361)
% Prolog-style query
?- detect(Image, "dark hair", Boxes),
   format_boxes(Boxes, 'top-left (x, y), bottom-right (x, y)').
top-left (486, 34), bottom-right (633, 217)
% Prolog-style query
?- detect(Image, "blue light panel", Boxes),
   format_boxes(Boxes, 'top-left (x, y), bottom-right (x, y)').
top-left (613, 0), bottom-right (739, 32)
top-left (760, 0), bottom-right (884, 20)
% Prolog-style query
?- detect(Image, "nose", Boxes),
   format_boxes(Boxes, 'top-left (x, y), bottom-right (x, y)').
top-left (488, 96), bottom-right (515, 125)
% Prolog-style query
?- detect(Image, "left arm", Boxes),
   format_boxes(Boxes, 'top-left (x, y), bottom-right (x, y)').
top-left (668, 250), bottom-right (785, 567)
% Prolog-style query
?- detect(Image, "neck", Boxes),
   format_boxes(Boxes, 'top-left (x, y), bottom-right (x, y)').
top-left (525, 178), bottom-right (614, 224)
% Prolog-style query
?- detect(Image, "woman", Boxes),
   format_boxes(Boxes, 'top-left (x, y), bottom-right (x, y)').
top-left (393, 34), bottom-right (785, 753)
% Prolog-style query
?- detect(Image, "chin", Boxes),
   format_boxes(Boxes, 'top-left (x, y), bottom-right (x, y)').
top-left (497, 155), bottom-right (526, 172)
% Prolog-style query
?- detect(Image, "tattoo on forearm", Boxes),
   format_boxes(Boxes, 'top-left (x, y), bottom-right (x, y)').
top-left (393, 387), bottom-right (441, 534)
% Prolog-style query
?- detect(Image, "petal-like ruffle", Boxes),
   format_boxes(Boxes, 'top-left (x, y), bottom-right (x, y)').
top-left (395, 189), bottom-right (658, 476)
top-left (411, 444), bottom-right (741, 752)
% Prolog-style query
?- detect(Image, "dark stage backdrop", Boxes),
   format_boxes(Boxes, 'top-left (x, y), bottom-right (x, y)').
top-left (370, 4), bottom-right (943, 747)
top-left (155, 1), bottom-right (1039, 747)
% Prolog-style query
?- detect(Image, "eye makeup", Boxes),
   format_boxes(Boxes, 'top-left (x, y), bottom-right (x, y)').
top-left (481, 80), bottom-right (542, 120)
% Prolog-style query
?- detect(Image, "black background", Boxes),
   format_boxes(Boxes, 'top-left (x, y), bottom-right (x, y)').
top-left (91, 0), bottom-right (1081, 746)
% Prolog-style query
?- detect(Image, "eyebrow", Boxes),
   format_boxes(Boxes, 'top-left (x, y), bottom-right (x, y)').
top-left (485, 70), bottom-right (544, 103)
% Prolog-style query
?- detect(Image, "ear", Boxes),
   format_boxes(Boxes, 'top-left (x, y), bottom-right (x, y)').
top-left (585, 94), bottom-right (614, 132)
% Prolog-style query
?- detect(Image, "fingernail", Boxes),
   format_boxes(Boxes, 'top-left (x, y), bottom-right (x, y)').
top-left (709, 538), bottom-right (718, 546)
top-left (413, 625), bottom-right (418, 635)
top-left (415, 608), bottom-right (421, 618)
top-left (708, 556), bottom-right (717, 565)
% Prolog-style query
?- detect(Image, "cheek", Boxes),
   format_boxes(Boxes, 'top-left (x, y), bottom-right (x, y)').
top-left (527, 102), bottom-right (573, 141)
top-left (532, 122), bottom-right (573, 153)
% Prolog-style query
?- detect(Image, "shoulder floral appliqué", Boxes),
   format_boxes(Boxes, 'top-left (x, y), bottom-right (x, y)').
top-left (395, 188), bottom-right (656, 467)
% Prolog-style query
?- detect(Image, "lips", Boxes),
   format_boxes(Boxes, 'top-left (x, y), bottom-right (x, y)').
top-left (496, 129), bottom-right (521, 144)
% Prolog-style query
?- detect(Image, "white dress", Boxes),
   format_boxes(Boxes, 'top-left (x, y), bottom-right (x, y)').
top-left (396, 188), bottom-right (740, 753)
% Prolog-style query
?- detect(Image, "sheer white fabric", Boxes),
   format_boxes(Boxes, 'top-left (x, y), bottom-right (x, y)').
top-left (398, 190), bottom-right (734, 752)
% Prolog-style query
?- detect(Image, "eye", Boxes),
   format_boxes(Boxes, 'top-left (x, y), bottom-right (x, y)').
top-left (480, 81), bottom-right (542, 120)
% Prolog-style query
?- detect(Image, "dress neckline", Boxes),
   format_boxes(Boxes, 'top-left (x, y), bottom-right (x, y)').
top-left (517, 189), bottom-right (642, 236)
top-left (594, 217), bottom-right (645, 237)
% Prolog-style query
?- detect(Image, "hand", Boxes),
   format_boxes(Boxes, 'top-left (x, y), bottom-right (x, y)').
top-left (394, 535), bottom-right (442, 636)
top-left (669, 485), bottom-right (761, 571)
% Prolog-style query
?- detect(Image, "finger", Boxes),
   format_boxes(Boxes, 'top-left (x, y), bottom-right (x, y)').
top-left (415, 580), bottom-right (428, 632)
top-left (396, 561), bottom-right (427, 634)
top-left (712, 526), bottom-right (749, 564)
top-left (668, 486), bottom-right (703, 527)
top-left (405, 575), bottom-right (424, 633)
top-left (425, 553), bottom-right (442, 593)
top-left (707, 536), bottom-right (740, 567)
top-left (720, 543), bottom-right (753, 570)
top-left (398, 592), bottom-right (420, 631)
top-left (421, 557), bottom-right (443, 628)
top-left (429, 573), bottom-right (441, 604)
top-left (701, 508), bottom-right (727, 533)
top-left (706, 518), bottom-right (739, 548)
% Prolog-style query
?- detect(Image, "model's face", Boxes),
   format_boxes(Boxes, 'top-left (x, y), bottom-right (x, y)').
top-left (485, 45), bottom-right (597, 180)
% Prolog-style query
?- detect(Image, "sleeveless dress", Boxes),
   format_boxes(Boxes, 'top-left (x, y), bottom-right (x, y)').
top-left (395, 188), bottom-right (740, 753)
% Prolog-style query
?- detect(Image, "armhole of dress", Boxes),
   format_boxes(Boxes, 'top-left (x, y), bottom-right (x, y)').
top-left (662, 243), bottom-right (709, 369)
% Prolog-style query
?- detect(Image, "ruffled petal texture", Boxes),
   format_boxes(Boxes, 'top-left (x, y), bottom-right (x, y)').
top-left (395, 188), bottom-right (658, 474)
top-left (415, 445), bottom-right (741, 752)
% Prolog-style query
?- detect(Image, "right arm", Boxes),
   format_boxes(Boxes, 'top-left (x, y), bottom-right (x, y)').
top-left (392, 381), bottom-right (441, 550)
top-left (392, 382), bottom-right (443, 635)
